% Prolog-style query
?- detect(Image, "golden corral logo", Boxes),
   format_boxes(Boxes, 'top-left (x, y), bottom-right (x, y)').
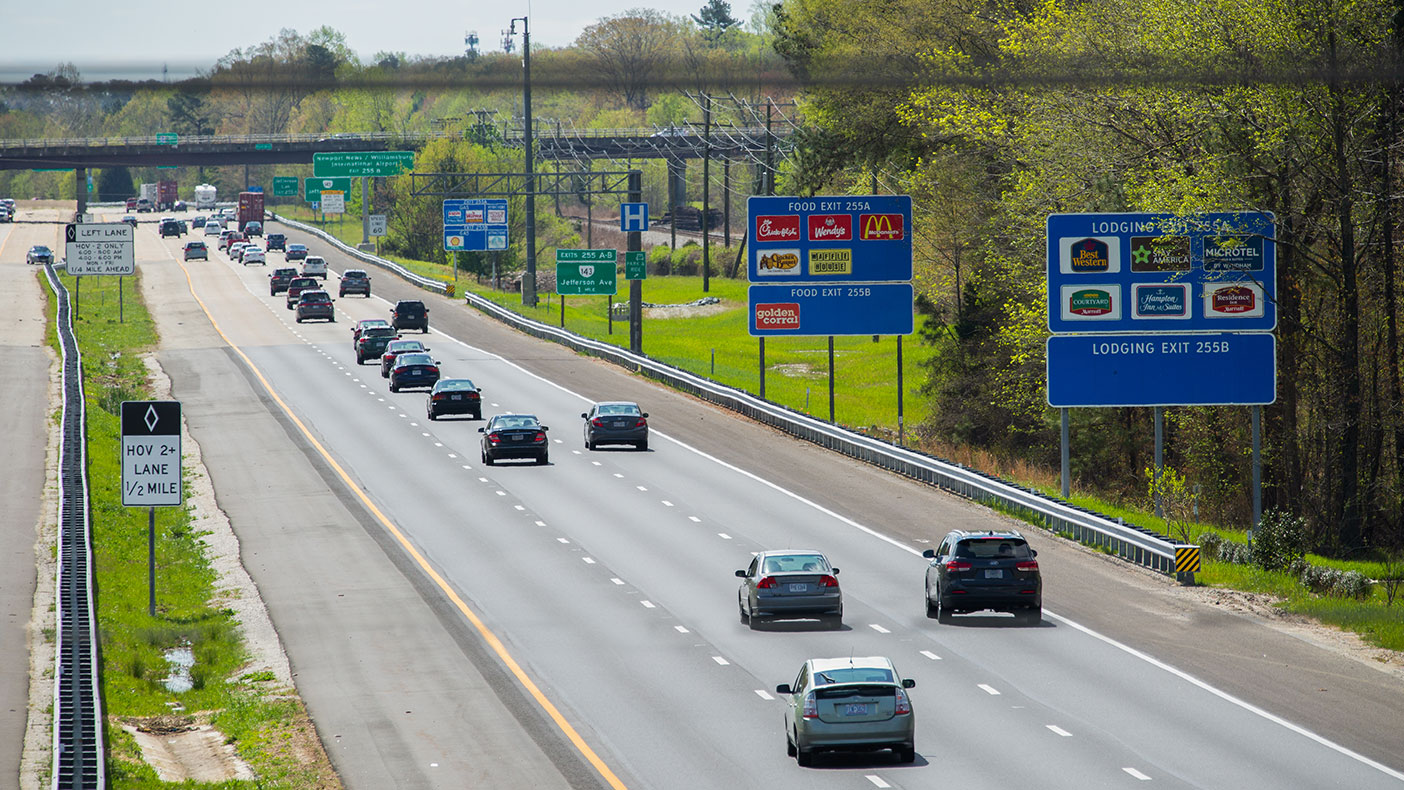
top-left (757, 249), bottom-right (800, 275)
top-left (808, 249), bottom-right (852, 275)
top-left (1069, 238), bottom-right (1110, 272)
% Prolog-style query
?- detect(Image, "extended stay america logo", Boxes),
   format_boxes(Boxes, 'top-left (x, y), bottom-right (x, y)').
top-left (755, 215), bottom-right (801, 242)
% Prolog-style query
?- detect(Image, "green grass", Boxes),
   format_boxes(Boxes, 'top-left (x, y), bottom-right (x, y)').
top-left (46, 271), bottom-right (334, 788)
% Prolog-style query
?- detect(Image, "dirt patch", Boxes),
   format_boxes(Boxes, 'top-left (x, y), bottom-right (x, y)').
top-left (770, 362), bottom-right (824, 379)
top-left (118, 715), bottom-right (255, 783)
top-left (642, 302), bottom-right (732, 319)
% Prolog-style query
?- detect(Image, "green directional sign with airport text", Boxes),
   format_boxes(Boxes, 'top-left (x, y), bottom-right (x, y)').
top-left (556, 249), bottom-right (618, 295)
top-left (304, 177), bottom-right (352, 202)
top-left (313, 151), bottom-right (415, 177)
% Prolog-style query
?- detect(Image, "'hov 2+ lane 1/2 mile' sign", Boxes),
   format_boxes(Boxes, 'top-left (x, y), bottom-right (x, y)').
top-left (121, 401), bottom-right (182, 507)
top-left (65, 223), bottom-right (134, 275)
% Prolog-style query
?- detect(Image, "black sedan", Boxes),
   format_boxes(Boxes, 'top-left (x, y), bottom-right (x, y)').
top-left (26, 245), bottom-right (54, 265)
top-left (380, 339), bottom-right (429, 378)
top-left (285, 244), bottom-right (309, 261)
top-left (479, 414), bottom-right (550, 465)
top-left (388, 352), bottom-right (440, 393)
top-left (582, 401), bottom-right (649, 450)
top-left (426, 379), bottom-right (482, 421)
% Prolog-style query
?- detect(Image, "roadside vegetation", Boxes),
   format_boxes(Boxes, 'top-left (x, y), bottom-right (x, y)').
top-left (44, 271), bottom-right (337, 788)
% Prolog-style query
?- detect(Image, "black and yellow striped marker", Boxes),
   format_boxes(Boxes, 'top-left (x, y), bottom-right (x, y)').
top-left (1176, 545), bottom-right (1202, 574)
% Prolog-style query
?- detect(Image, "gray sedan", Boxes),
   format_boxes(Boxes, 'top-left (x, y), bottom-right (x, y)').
top-left (582, 401), bottom-right (649, 450)
top-left (736, 550), bottom-right (842, 629)
top-left (777, 656), bottom-right (916, 766)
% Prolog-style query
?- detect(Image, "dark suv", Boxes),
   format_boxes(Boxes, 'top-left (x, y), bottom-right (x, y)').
top-left (265, 233), bottom-right (286, 252)
top-left (355, 326), bottom-right (400, 364)
top-left (923, 529), bottom-right (1041, 624)
top-left (285, 277), bottom-right (320, 309)
top-left (391, 300), bottom-right (429, 333)
top-left (268, 267), bottom-right (298, 295)
top-left (295, 290), bottom-right (335, 323)
top-left (339, 269), bottom-right (371, 297)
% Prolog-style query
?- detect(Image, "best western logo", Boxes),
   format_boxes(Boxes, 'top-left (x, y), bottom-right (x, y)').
top-left (1069, 288), bottom-right (1114, 316)
top-left (756, 249), bottom-right (801, 275)
top-left (755, 215), bottom-right (801, 242)
top-left (1069, 238), bottom-right (1110, 272)
top-left (808, 249), bottom-right (852, 275)
top-left (858, 213), bottom-right (904, 240)
top-left (755, 302), bottom-right (801, 330)
top-left (807, 214), bottom-right (853, 241)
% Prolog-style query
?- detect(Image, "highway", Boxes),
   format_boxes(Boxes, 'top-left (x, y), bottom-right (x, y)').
top-left (71, 211), bottom-right (1404, 789)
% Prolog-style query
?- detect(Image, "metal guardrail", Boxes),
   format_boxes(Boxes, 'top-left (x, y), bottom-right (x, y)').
top-left (271, 214), bottom-right (447, 295)
top-left (42, 264), bottom-right (105, 790)
top-left (270, 215), bottom-right (1193, 579)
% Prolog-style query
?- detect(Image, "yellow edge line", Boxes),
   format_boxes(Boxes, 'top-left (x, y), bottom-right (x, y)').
top-left (173, 257), bottom-right (629, 790)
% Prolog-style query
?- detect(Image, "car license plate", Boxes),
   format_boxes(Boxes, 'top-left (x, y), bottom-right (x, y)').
top-left (512, 435), bottom-right (524, 442)
top-left (842, 703), bottom-right (870, 716)
top-left (788, 583), bottom-right (807, 592)
top-left (984, 569), bottom-right (1003, 579)
top-left (450, 394), bottom-right (462, 401)
top-left (613, 420), bottom-right (629, 428)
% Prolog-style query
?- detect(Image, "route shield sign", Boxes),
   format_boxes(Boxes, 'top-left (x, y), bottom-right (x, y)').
top-left (556, 249), bottom-right (618, 295)
top-left (272, 177), bottom-right (299, 197)
top-left (624, 251), bottom-right (647, 280)
top-left (748, 283), bottom-right (914, 337)
top-left (747, 195), bottom-right (912, 283)
top-left (1046, 212), bottom-right (1277, 334)
top-left (65, 223), bottom-right (135, 276)
top-left (443, 198), bottom-right (508, 252)
top-left (121, 401), bottom-right (182, 507)
top-left (1046, 333), bottom-right (1276, 407)
top-left (305, 177), bottom-right (351, 202)
top-left (313, 151), bottom-right (415, 177)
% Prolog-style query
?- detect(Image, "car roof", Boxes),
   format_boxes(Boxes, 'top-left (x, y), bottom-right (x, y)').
top-left (808, 656), bottom-right (896, 674)
top-left (948, 528), bottom-right (1026, 541)
top-left (396, 299), bottom-right (425, 306)
top-left (757, 549), bottom-right (827, 558)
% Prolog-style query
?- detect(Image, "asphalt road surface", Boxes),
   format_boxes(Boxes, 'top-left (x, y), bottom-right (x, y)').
top-left (60, 212), bottom-right (1404, 789)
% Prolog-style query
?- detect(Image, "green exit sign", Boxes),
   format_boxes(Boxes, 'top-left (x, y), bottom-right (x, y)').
top-left (313, 151), bottom-right (414, 177)
top-left (272, 176), bottom-right (299, 197)
top-left (156, 133), bottom-right (178, 145)
top-left (556, 251), bottom-right (618, 296)
top-left (255, 143), bottom-right (273, 150)
top-left (624, 251), bottom-right (647, 280)
top-left (556, 248), bottom-right (617, 263)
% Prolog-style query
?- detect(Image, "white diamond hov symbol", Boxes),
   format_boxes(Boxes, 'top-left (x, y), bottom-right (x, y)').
top-left (144, 404), bottom-right (159, 432)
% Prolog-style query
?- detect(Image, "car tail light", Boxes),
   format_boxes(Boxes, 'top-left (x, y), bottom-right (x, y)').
top-left (635, 417), bottom-right (648, 427)
top-left (488, 433), bottom-right (502, 444)
top-left (802, 693), bottom-right (818, 719)
top-left (425, 366), bottom-right (439, 376)
top-left (467, 392), bottom-right (480, 400)
top-left (756, 576), bottom-right (777, 589)
top-left (894, 689), bottom-right (911, 715)
top-left (533, 431), bottom-right (546, 442)
top-left (432, 393), bottom-right (447, 401)
top-left (591, 418), bottom-right (606, 427)
top-left (817, 575), bottom-right (839, 588)
top-left (1016, 560), bottom-right (1039, 572)
top-left (945, 560), bottom-right (972, 571)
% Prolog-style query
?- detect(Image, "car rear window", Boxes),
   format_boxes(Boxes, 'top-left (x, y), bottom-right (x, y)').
top-left (396, 301), bottom-right (425, 312)
top-left (812, 667), bottom-right (894, 686)
top-left (301, 292), bottom-right (331, 303)
top-left (597, 404), bottom-right (641, 416)
top-left (187, 242), bottom-right (205, 248)
top-left (396, 353), bottom-right (433, 365)
top-left (956, 538), bottom-right (1032, 559)
top-left (438, 379), bottom-right (477, 391)
top-left (344, 271), bottom-right (367, 279)
top-left (762, 554), bottom-right (830, 574)
top-left (364, 327), bottom-right (398, 338)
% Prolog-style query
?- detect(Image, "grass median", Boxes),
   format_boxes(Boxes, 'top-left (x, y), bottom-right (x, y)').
top-left (46, 270), bottom-right (337, 789)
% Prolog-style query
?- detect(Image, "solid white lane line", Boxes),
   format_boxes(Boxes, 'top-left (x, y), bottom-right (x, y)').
top-left (865, 776), bottom-right (891, 789)
top-left (978, 684), bottom-right (1000, 695)
top-left (1046, 725), bottom-right (1072, 737)
top-left (919, 650), bottom-right (941, 661)
top-left (754, 689), bottom-right (773, 700)
top-left (711, 656), bottom-right (729, 665)
top-left (610, 578), bottom-right (625, 585)
top-left (869, 624), bottom-right (890, 634)
top-left (674, 626), bottom-right (689, 633)
top-left (641, 601), bottom-right (656, 608)
top-left (1123, 767), bottom-right (1151, 781)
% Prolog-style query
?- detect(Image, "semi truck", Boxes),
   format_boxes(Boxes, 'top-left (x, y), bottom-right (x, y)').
top-left (194, 184), bottom-right (217, 210)
top-left (237, 191), bottom-right (265, 232)
top-left (157, 180), bottom-right (178, 211)
top-left (138, 183), bottom-right (158, 212)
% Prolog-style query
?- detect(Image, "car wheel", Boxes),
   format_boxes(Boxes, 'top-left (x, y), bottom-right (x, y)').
top-left (472, 411), bottom-right (481, 420)
top-left (537, 452), bottom-right (549, 465)
top-left (925, 590), bottom-right (939, 620)
top-left (329, 315), bottom-right (335, 322)
top-left (897, 746), bottom-right (916, 764)
top-left (937, 595), bottom-right (953, 624)
top-left (295, 317), bottom-right (303, 323)
top-left (269, 289), bottom-right (276, 296)
top-left (826, 613), bottom-right (843, 630)
top-left (427, 410), bottom-right (437, 421)
top-left (483, 452), bottom-right (494, 466)
top-left (796, 746), bottom-right (813, 767)
top-left (389, 382), bottom-right (399, 393)
top-left (1022, 607), bottom-right (1042, 626)
top-left (585, 437), bottom-right (595, 451)
top-left (786, 734), bottom-right (796, 757)
top-left (637, 439), bottom-right (648, 451)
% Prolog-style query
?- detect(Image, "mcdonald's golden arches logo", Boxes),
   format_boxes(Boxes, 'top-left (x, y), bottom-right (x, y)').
top-left (859, 213), bottom-right (905, 241)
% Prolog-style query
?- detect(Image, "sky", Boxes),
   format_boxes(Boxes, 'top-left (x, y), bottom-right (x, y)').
top-left (0, 0), bottom-right (765, 83)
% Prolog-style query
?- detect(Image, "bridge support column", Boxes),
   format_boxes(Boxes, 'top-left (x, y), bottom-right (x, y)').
top-left (75, 167), bottom-right (87, 219)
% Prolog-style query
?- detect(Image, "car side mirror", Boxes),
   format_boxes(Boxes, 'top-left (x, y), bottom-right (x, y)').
top-left (775, 684), bottom-right (792, 695)
top-left (642, 412), bottom-right (649, 418)
top-left (921, 549), bottom-right (936, 559)
top-left (581, 413), bottom-right (588, 419)
top-left (541, 426), bottom-right (549, 432)
top-left (902, 679), bottom-right (916, 689)
top-left (735, 569), bottom-right (747, 578)
top-left (831, 568), bottom-right (840, 575)
top-left (478, 427), bottom-right (485, 433)
top-left (1031, 549), bottom-right (1038, 557)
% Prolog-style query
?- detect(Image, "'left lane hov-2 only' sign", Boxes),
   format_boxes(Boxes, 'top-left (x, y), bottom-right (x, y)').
top-left (65, 222), bottom-right (135, 276)
top-left (121, 401), bottom-right (182, 507)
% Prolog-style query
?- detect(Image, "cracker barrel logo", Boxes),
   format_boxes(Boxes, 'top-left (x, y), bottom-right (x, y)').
top-left (757, 249), bottom-right (800, 275)
top-left (755, 215), bottom-right (800, 242)
top-left (1069, 288), bottom-right (1113, 316)
top-left (1211, 285), bottom-right (1256, 314)
top-left (1070, 238), bottom-right (1110, 272)
top-left (859, 213), bottom-right (904, 241)
top-left (807, 214), bottom-right (853, 241)
top-left (755, 302), bottom-right (801, 330)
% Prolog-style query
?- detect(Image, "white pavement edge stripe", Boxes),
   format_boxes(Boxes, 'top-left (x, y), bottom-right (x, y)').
top-left (386, 259), bottom-right (1404, 785)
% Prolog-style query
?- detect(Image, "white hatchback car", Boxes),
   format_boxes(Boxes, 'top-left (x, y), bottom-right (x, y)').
top-left (301, 256), bottom-right (328, 279)
top-left (242, 246), bottom-right (267, 266)
top-left (204, 221), bottom-right (222, 236)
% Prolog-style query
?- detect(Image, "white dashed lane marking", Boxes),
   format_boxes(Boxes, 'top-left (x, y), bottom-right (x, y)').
top-left (583, 557), bottom-right (596, 564)
top-left (610, 578), bottom-right (625, 585)
top-left (711, 656), bottom-right (729, 666)
top-left (1123, 768), bottom-right (1151, 781)
top-left (754, 689), bottom-right (773, 700)
top-left (978, 684), bottom-right (1001, 696)
top-left (869, 624), bottom-right (890, 634)
top-left (1046, 725), bottom-right (1072, 737)
top-left (920, 650), bottom-right (941, 661)
top-left (717, 533), bottom-right (732, 540)
top-left (674, 626), bottom-right (688, 633)
top-left (865, 776), bottom-right (891, 788)
top-left (641, 601), bottom-right (656, 609)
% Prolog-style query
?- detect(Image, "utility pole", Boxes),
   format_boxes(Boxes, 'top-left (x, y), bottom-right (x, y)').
top-left (764, 100), bottom-right (774, 196)
top-left (702, 93), bottom-right (711, 293)
top-left (512, 16), bottom-right (537, 306)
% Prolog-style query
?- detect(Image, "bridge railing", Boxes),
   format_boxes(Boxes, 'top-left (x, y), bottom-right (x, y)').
top-left (270, 212), bottom-right (1194, 582)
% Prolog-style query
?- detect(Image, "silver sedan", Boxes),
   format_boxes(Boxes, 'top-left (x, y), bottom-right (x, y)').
top-left (582, 401), bottom-right (649, 450)
top-left (736, 550), bottom-right (842, 629)
top-left (777, 656), bottom-right (916, 766)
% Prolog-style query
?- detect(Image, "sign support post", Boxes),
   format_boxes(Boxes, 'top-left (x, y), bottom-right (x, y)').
top-left (121, 401), bottom-right (182, 618)
top-left (148, 508), bottom-right (156, 616)
top-left (1061, 409), bottom-right (1071, 498)
top-left (1154, 406), bottom-right (1164, 519)
top-left (1251, 405), bottom-right (1262, 546)
top-left (759, 338), bottom-right (766, 399)
top-left (626, 173), bottom-right (644, 354)
top-left (828, 336), bottom-right (836, 422)
top-left (897, 335), bottom-right (904, 444)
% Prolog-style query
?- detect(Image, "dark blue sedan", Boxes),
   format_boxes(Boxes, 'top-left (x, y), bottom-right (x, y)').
top-left (388, 352), bottom-right (440, 393)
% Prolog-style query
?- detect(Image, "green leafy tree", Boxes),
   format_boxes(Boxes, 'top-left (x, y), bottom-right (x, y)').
top-left (692, 0), bottom-right (741, 43)
top-left (167, 91), bottom-right (214, 136)
top-left (96, 167), bottom-right (135, 202)
top-left (576, 9), bottom-right (683, 109)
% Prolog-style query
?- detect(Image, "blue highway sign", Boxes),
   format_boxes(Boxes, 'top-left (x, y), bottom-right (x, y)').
top-left (444, 198), bottom-right (509, 252)
top-left (1046, 332), bottom-right (1276, 407)
top-left (749, 283), bottom-right (914, 337)
top-left (1047, 211), bottom-right (1276, 334)
top-left (620, 202), bottom-right (649, 232)
top-left (748, 195), bottom-right (912, 283)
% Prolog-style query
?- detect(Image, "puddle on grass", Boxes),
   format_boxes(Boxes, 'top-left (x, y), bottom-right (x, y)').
top-left (162, 645), bottom-right (195, 693)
